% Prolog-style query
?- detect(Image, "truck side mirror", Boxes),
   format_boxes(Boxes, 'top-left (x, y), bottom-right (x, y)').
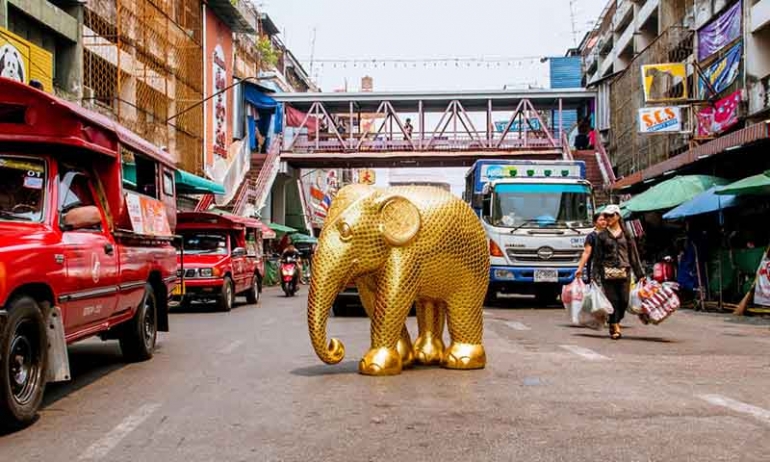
top-left (232, 247), bottom-right (246, 258)
top-left (62, 205), bottom-right (102, 231)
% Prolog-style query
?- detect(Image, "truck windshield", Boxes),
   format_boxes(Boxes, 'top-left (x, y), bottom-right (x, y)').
top-left (0, 156), bottom-right (45, 222)
top-left (491, 183), bottom-right (592, 229)
top-left (178, 233), bottom-right (228, 255)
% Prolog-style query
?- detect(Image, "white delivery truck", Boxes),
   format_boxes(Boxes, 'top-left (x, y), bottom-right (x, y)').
top-left (464, 159), bottom-right (596, 304)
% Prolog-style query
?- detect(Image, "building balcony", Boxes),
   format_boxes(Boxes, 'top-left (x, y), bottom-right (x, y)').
top-left (752, 0), bottom-right (770, 33)
top-left (614, 0), bottom-right (634, 32)
top-left (635, 0), bottom-right (660, 32)
top-left (207, 0), bottom-right (257, 34)
top-left (615, 17), bottom-right (635, 57)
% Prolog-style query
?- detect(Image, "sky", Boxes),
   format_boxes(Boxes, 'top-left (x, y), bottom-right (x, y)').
top-left (261, 0), bottom-right (608, 194)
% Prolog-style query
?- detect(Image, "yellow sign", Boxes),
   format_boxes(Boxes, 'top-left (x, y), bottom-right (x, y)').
top-left (641, 63), bottom-right (688, 102)
top-left (0, 27), bottom-right (54, 93)
top-left (359, 169), bottom-right (376, 185)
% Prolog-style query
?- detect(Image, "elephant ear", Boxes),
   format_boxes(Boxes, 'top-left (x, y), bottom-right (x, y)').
top-left (377, 195), bottom-right (421, 247)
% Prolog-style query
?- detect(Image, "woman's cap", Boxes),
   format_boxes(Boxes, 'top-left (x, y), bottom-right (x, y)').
top-left (603, 204), bottom-right (621, 216)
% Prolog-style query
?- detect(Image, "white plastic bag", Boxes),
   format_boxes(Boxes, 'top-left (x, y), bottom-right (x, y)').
top-left (562, 278), bottom-right (586, 325)
top-left (628, 282), bottom-right (643, 315)
top-left (579, 283), bottom-right (614, 330)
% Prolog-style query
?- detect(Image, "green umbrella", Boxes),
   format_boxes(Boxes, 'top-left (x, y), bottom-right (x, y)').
top-left (268, 223), bottom-right (298, 234)
top-left (622, 175), bottom-right (728, 213)
top-left (715, 171), bottom-right (770, 196)
top-left (289, 232), bottom-right (318, 244)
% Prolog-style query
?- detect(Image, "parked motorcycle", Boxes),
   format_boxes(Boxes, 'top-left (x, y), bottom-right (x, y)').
top-left (280, 255), bottom-right (300, 296)
top-left (653, 255), bottom-right (676, 284)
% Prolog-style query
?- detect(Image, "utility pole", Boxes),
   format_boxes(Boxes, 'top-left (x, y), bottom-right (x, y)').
top-left (309, 27), bottom-right (317, 78)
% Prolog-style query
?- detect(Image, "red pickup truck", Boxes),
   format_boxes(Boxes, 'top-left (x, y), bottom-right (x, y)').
top-left (0, 79), bottom-right (177, 428)
top-left (174, 211), bottom-right (266, 311)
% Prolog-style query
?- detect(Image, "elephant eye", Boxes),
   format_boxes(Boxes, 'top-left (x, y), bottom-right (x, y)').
top-left (338, 222), bottom-right (353, 241)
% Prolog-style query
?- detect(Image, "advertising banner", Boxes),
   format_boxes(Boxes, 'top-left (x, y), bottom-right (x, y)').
top-left (698, 42), bottom-right (742, 98)
top-left (698, 0), bottom-right (742, 62)
top-left (302, 169), bottom-right (341, 226)
top-left (204, 9), bottom-right (234, 182)
top-left (0, 27), bottom-right (53, 93)
top-left (696, 89), bottom-right (742, 138)
top-left (125, 192), bottom-right (172, 237)
top-left (641, 63), bottom-right (688, 102)
top-left (638, 107), bottom-right (683, 134)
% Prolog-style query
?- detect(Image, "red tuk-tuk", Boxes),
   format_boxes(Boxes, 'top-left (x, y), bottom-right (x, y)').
top-left (0, 78), bottom-right (178, 428)
top-left (174, 211), bottom-right (266, 311)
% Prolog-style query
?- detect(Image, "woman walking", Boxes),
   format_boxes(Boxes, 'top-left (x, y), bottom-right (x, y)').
top-left (575, 212), bottom-right (607, 282)
top-left (591, 205), bottom-right (645, 339)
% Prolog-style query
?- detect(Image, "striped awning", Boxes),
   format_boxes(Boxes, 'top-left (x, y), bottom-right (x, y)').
top-left (613, 121), bottom-right (770, 190)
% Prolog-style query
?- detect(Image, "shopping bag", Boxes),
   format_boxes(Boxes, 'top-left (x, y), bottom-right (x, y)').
top-left (562, 278), bottom-right (586, 325)
top-left (579, 283), bottom-right (614, 330)
top-left (637, 281), bottom-right (680, 325)
top-left (628, 282), bottom-right (643, 315)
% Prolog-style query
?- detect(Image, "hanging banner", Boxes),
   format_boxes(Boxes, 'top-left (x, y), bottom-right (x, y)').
top-left (0, 27), bottom-right (54, 93)
top-left (696, 89), bottom-right (742, 138)
top-left (204, 10), bottom-right (234, 180)
top-left (638, 107), bottom-right (683, 134)
top-left (641, 63), bottom-right (688, 102)
top-left (753, 252), bottom-right (770, 306)
top-left (698, 1), bottom-right (742, 62)
top-left (699, 42), bottom-right (742, 98)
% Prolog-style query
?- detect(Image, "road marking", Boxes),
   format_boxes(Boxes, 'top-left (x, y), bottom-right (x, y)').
top-left (699, 394), bottom-right (770, 425)
top-left (79, 403), bottom-right (161, 460)
top-left (218, 340), bottom-right (244, 355)
top-left (559, 344), bottom-right (609, 361)
top-left (505, 321), bottom-right (531, 331)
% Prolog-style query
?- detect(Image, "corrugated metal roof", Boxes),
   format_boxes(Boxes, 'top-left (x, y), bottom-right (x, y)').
top-left (549, 57), bottom-right (583, 89)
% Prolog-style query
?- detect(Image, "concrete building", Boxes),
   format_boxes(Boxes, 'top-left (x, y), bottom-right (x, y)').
top-left (581, 0), bottom-right (770, 191)
top-left (0, 0), bottom-right (82, 96)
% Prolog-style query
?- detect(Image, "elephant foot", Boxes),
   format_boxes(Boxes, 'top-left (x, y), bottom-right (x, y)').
top-left (442, 342), bottom-right (486, 370)
top-left (396, 337), bottom-right (415, 369)
top-left (359, 347), bottom-right (403, 376)
top-left (413, 333), bottom-right (445, 365)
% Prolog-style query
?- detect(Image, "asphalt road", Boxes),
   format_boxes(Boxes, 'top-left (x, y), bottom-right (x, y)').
top-left (2, 287), bottom-right (770, 461)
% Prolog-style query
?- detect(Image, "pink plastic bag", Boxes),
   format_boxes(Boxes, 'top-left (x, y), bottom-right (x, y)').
top-left (562, 278), bottom-right (586, 325)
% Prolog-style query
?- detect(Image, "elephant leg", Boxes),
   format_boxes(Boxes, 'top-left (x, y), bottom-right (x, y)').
top-left (357, 278), bottom-right (414, 368)
top-left (413, 299), bottom-right (445, 365)
top-left (442, 293), bottom-right (486, 370)
top-left (359, 266), bottom-right (417, 376)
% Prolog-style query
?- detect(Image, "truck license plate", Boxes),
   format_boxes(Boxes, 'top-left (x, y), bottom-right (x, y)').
top-left (172, 284), bottom-right (184, 296)
top-left (534, 269), bottom-right (558, 283)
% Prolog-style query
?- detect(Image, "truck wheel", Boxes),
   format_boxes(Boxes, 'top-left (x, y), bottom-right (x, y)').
top-left (245, 274), bottom-right (260, 305)
top-left (0, 296), bottom-right (48, 429)
top-left (218, 277), bottom-right (235, 312)
top-left (119, 284), bottom-right (157, 362)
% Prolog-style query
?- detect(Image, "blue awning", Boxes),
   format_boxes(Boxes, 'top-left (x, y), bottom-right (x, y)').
top-left (244, 82), bottom-right (278, 111)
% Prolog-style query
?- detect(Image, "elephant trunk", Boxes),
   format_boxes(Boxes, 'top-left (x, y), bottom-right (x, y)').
top-left (307, 260), bottom-right (345, 364)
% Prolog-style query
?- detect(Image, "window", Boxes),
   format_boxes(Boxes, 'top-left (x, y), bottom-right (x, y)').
top-left (121, 147), bottom-right (158, 198)
top-left (59, 169), bottom-right (97, 211)
top-left (0, 156), bottom-right (46, 222)
top-left (163, 170), bottom-right (174, 196)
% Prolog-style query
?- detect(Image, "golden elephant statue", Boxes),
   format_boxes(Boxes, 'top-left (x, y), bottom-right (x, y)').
top-left (307, 184), bottom-right (490, 376)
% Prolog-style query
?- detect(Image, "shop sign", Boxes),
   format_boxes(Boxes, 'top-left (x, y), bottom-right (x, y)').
top-left (698, 0), bottom-right (742, 62)
top-left (696, 89), bottom-right (742, 138)
top-left (125, 192), bottom-right (172, 237)
top-left (641, 63), bottom-right (689, 102)
top-left (359, 169), bottom-right (376, 185)
top-left (0, 27), bottom-right (53, 93)
top-left (638, 107), bottom-right (683, 134)
top-left (698, 42), bottom-right (742, 98)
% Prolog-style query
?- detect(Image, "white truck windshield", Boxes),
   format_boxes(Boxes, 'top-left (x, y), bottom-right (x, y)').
top-left (491, 183), bottom-right (592, 228)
